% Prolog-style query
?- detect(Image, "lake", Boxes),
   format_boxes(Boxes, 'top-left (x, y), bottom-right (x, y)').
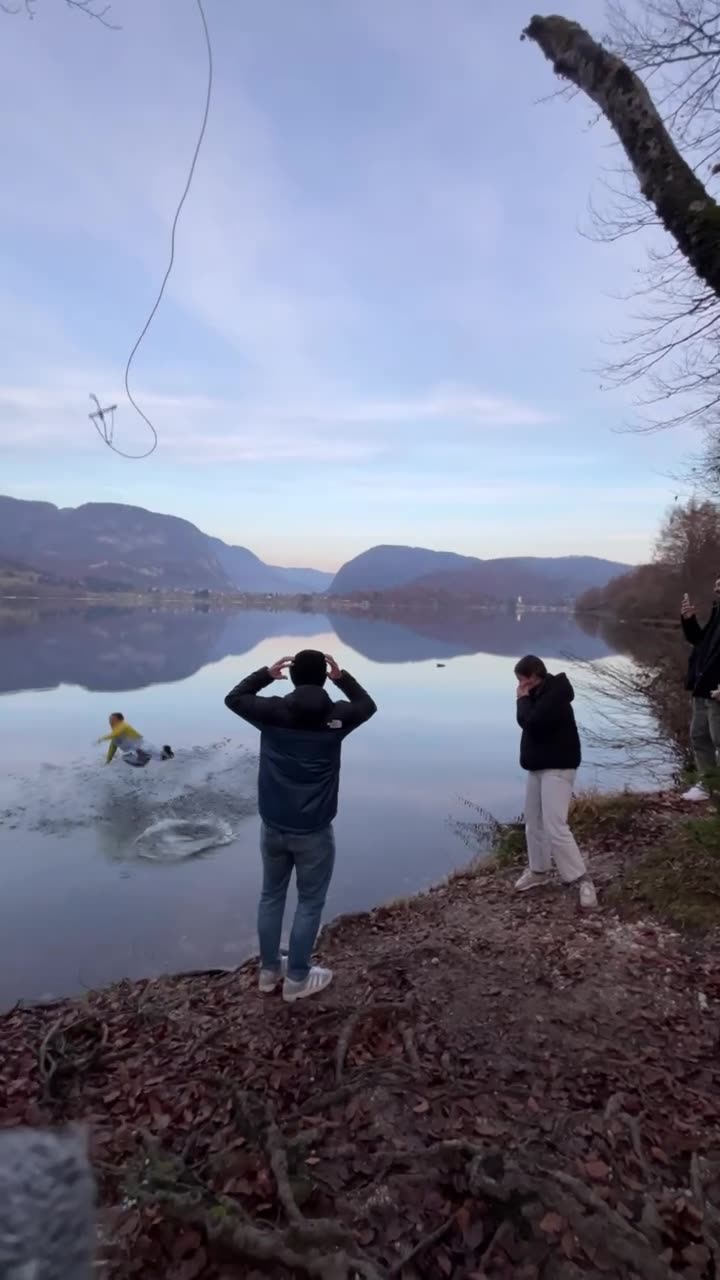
top-left (0, 604), bottom-right (659, 1009)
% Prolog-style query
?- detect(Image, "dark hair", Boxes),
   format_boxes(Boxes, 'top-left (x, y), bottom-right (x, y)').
top-left (110, 712), bottom-right (125, 721)
top-left (290, 650), bottom-right (327, 688)
top-left (514, 655), bottom-right (547, 680)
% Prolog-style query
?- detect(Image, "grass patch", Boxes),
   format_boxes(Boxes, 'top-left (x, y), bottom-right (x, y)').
top-left (491, 823), bottom-right (526, 871)
top-left (569, 789), bottom-right (653, 842)
top-left (609, 813), bottom-right (720, 930)
top-left (462, 790), bottom-right (652, 878)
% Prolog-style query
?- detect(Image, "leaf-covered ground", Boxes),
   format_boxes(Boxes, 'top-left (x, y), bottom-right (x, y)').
top-left (3, 793), bottom-right (720, 1279)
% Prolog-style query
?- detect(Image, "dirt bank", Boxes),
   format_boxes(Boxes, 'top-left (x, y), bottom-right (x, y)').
top-left (3, 793), bottom-right (720, 1279)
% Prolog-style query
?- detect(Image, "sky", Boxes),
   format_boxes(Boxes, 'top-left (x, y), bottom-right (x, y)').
top-left (0, 0), bottom-right (694, 571)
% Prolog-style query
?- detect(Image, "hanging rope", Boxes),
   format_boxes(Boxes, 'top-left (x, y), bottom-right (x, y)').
top-left (90, 0), bottom-right (213, 458)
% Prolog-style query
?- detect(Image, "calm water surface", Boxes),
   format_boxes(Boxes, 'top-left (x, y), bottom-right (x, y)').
top-left (0, 605), bottom-right (655, 1008)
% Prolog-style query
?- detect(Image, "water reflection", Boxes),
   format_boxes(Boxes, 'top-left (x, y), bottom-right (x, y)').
top-left (0, 604), bottom-right (644, 1008)
top-left (0, 603), bottom-right (617, 694)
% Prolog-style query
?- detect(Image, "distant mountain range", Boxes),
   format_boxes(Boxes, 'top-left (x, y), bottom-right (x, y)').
top-left (0, 496), bottom-right (332, 595)
top-left (328, 545), bottom-right (630, 604)
top-left (0, 496), bottom-right (630, 603)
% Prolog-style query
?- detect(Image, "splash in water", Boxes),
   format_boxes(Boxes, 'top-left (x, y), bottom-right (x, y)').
top-left (134, 815), bottom-right (235, 861)
top-left (0, 739), bottom-right (256, 862)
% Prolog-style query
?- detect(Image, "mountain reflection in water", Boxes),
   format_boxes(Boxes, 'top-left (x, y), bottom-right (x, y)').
top-left (0, 604), bottom-right (615, 695)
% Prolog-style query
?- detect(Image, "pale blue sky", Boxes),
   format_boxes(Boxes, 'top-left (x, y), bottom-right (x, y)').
top-left (1, 0), bottom-right (690, 569)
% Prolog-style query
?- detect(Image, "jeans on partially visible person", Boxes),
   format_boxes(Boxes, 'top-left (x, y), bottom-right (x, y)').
top-left (524, 768), bottom-right (587, 882)
top-left (690, 696), bottom-right (720, 776)
top-left (258, 824), bottom-right (336, 982)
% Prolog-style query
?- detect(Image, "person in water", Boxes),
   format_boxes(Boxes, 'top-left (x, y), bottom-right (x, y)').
top-left (514, 655), bottom-right (597, 909)
top-left (225, 649), bottom-right (377, 1003)
top-left (97, 713), bottom-right (174, 768)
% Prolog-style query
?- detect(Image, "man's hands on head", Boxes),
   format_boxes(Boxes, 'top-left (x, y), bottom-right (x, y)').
top-left (325, 654), bottom-right (343, 682)
top-left (268, 656), bottom-right (293, 681)
top-left (268, 655), bottom-right (345, 681)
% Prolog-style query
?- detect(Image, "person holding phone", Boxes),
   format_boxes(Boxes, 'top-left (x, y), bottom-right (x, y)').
top-left (224, 650), bottom-right (376, 1002)
top-left (681, 580), bottom-right (720, 800)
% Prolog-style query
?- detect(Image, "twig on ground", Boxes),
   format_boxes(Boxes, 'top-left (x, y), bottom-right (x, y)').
top-left (605, 1092), bottom-right (651, 1178)
top-left (335, 1003), bottom-right (409, 1083)
top-left (293, 1067), bottom-right (413, 1119)
top-left (265, 1112), bottom-right (306, 1226)
top-left (39, 1014), bottom-right (108, 1096)
top-left (388, 1212), bottom-right (455, 1276)
top-left (477, 1218), bottom-right (511, 1273)
top-left (288, 1126), bottom-right (328, 1151)
top-left (400, 1026), bottom-right (421, 1072)
top-left (534, 1164), bottom-right (674, 1280)
top-left (200, 1084), bottom-right (354, 1252)
top-left (690, 1152), bottom-right (720, 1269)
top-left (370, 1142), bottom-right (675, 1280)
top-left (138, 1109), bottom-right (362, 1277)
top-left (147, 1184), bottom-right (356, 1279)
top-left (345, 1260), bottom-right (387, 1280)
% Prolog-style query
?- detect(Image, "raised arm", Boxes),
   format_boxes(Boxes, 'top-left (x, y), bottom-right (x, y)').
top-left (224, 658), bottom-right (293, 729)
top-left (681, 613), bottom-right (704, 645)
top-left (328, 658), bottom-right (377, 735)
top-left (681, 594), bottom-right (706, 646)
top-left (224, 668), bottom-right (279, 727)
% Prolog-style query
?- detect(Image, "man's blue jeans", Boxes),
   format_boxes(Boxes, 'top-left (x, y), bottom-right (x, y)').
top-left (258, 824), bottom-right (336, 982)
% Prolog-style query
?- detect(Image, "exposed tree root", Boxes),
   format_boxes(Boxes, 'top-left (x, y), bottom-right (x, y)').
top-left (605, 1091), bottom-right (651, 1179)
top-left (38, 1013), bottom-right (108, 1097)
top-left (135, 1121), bottom-right (690, 1280)
top-left (334, 1002), bottom-right (410, 1083)
top-left (400, 1026), bottom-right (421, 1072)
top-left (690, 1152), bottom-right (720, 1272)
top-left (387, 1212), bottom-right (455, 1277)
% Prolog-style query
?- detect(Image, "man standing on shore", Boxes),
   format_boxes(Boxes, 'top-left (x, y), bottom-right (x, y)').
top-left (681, 581), bottom-right (720, 801)
top-left (224, 650), bottom-right (376, 1002)
top-left (513, 654), bottom-right (597, 908)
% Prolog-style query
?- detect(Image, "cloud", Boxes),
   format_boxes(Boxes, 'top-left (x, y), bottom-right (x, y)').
top-left (0, 0), bottom-right (689, 572)
top-left (2, 376), bottom-right (552, 460)
top-left (0, 0), bottom-right (631, 399)
top-left (336, 475), bottom-right (674, 507)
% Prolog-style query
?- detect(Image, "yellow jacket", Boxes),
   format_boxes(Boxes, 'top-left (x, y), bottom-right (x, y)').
top-left (97, 721), bottom-right (143, 764)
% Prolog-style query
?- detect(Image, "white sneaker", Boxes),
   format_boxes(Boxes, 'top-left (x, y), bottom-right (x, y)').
top-left (258, 955), bottom-right (288, 993)
top-left (682, 784), bottom-right (709, 802)
top-left (282, 966), bottom-right (333, 1003)
top-left (514, 868), bottom-right (550, 892)
top-left (579, 879), bottom-right (598, 909)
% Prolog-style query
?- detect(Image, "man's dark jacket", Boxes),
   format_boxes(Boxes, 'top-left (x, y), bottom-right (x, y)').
top-left (224, 668), bottom-right (377, 833)
top-left (682, 604), bottom-right (720, 697)
top-left (516, 672), bottom-right (581, 772)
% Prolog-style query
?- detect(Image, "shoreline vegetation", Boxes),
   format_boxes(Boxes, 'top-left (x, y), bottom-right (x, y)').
top-left (5, 787), bottom-right (720, 1279)
top-left (0, 582), bottom-right (574, 617)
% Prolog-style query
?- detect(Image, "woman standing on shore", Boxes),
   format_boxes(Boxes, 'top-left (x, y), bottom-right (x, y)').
top-left (513, 654), bottom-right (597, 909)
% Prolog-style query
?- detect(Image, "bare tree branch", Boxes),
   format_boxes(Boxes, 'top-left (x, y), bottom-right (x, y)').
top-left (525, 5), bottom-right (720, 482)
top-left (523, 15), bottom-right (720, 299)
top-left (2, 0), bottom-right (119, 25)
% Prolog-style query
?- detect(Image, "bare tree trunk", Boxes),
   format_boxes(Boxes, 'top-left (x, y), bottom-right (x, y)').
top-left (523, 15), bottom-right (720, 301)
